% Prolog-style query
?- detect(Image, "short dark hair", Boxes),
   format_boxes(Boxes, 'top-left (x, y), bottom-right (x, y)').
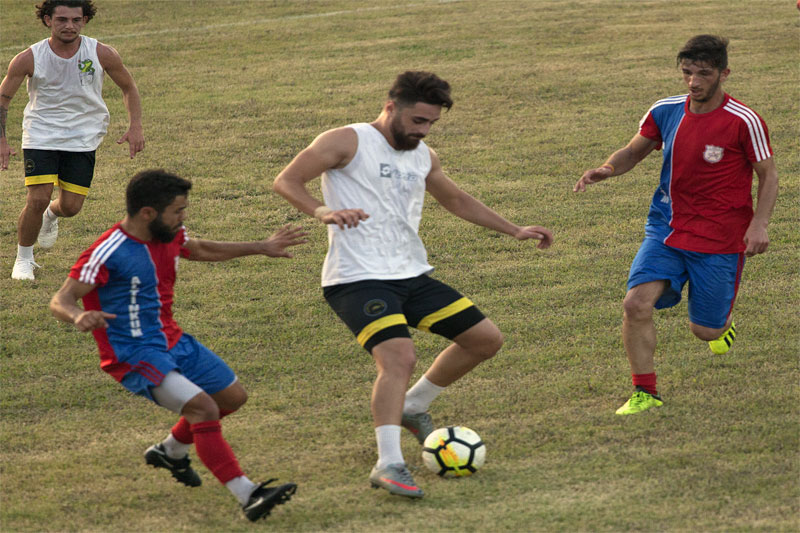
top-left (126, 169), bottom-right (192, 217)
top-left (677, 34), bottom-right (729, 71)
top-left (36, 0), bottom-right (97, 25)
top-left (388, 71), bottom-right (453, 109)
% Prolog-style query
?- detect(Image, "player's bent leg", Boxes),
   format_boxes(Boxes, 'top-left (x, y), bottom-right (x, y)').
top-left (211, 381), bottom-right (248, 412)
top-left (50, 188), bottom-right (87, 218)
top-left (692, 320), bottom-right (736, 354)
top-left (371, 338), bottom-right (417, 426)
top-left (18, 183), bottom-right (54, 246)
top-left (424, 318), bottom-right (503, 388)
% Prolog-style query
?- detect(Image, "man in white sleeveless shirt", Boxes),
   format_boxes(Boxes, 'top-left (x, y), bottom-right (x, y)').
top-left (274, 71), bottom-right (553, 498)
top-left (0, 0), bottom-right (145, 281)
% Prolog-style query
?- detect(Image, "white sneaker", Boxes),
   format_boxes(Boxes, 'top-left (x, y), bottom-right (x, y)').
top-left (38, 212), bottom-right (59, 249)
top-left (11, 258), bottom-right (41, 280)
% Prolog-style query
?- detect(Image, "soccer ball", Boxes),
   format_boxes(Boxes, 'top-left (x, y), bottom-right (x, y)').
top-left (422, 426), bottom-right (486, 477)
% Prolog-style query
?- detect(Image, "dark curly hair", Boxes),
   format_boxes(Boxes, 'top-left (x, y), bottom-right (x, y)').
top-left (677, 34), bottom-right (729, 71)
top-left (126, 169), bottom-right (192, 216)
top-left (389, 71), bottom-right (453, 110)
top-left (36, 0), bottom-right (97, 25)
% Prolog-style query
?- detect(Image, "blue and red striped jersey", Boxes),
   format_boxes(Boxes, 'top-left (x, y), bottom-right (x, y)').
top-left (638, 93), bottom-right (772, 253)
top-left (69, 223), bottom-right (191, 382)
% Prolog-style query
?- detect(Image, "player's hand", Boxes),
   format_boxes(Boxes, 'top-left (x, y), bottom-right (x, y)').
top-left (743, 221), bottom-right (769, 257)
top-left (0, 138), bottom-right (16, 170)
top-left (573, 166), bottom-right (613, 192)
top-left (261, 224), bottom-right (309, 258)
top-left (117, 126), bottom-right (145, 158)
top-left (74, 310), bottom-right (117, 332)
top-left (321, 208), bottom-right (370, 230)
top-left (514, 225), bottom-right (553, 249)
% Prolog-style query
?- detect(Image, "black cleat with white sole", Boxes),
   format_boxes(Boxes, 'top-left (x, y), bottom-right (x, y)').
top-left (243, 479), bottom-right (297, 522)
top-left (144, 443), bottom-right (202, 487)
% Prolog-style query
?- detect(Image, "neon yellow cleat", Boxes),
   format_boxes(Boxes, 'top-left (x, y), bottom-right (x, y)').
top-left (709, 321), bottom-right (736, 355)
top-left (615, 390), bottom-right (663, 415)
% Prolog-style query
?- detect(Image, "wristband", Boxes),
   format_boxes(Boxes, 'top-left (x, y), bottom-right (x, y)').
top-left (313, 205), bottom-right (333, 220)
top-left (601, 163), bottom-right (615, 174)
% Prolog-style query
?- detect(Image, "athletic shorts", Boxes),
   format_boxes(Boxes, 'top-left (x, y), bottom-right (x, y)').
top-left (323, 274), bottom-right (486, 353)
top-left (627, 237), bottom-right (745, 329)
top-left (23, 149), bottom-right (96, 196)
top-left (118, 333), bottom-right (237, 403)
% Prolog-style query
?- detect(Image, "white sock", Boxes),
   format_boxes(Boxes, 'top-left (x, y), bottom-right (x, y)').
top-left (44, 205), bottom-right (58, 221)
top-left (403, 375), bottom-right (445, 415)
top-left (375, 425), bottom-right (404, 469)
top-left (161, 433), bottom-right (191, 460)
top-left (17, 245), bottom-right (34, 261)
top-left (226, 475), bottom-right (258, 506)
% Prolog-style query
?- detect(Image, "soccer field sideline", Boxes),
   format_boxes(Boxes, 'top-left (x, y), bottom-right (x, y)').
top-left (0, 1), bottom-right (797, 531)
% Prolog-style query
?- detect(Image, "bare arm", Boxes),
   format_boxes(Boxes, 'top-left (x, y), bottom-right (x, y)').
top-left (573, 133), bottom-right (659, 192)
top-left (97, 43), bottom-right (144, 158)
top-left (184, 224), bottom-right (308, 262)
top-left (743, 156), bottom-right (779, 257)
top-left (273, 127), bottom-right (369, 229)
top-left (0, 49), bottom-right (34, 170)
top-left (50, 277), bottom-right (117, 332)
top-left (425, 149), bottom-right (553, 248)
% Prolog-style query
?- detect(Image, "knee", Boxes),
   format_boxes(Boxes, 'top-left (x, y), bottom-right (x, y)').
top-left (25, 195), bottom-right (51, 214)
top-left (472, 327), bottom-right (504, 361)
top-left (227, 386), bottom-right (248, 411)
top-left (182, 392), bottom-right (220, 423)
top-left (58, 200), bottom-right (84, 217)
top-left (623, 294), bottom-right (654, 322)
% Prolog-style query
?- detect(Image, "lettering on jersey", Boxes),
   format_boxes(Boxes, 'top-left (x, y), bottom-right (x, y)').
top-left (78, 59), bottom-right (95, 86)
top-left (379, 163), bottom-right (420, 182)
top-left (128, 276), bottom-right (143, 337)
top-left (703, 145), bottom-right (724, 164)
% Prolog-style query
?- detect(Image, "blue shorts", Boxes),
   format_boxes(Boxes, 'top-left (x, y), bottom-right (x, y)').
top-left (119, 333), bottom-right (236, 403)
top-left (627, 238), bottom-right (745, 329)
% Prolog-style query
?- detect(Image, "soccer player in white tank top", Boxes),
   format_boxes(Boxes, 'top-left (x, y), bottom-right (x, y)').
top-left (0, 0), bottom-right (145, 281)
top-left (274, 71), bottom-right (554, 498)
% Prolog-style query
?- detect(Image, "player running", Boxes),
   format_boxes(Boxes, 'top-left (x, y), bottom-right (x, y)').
top-left (274, 71), bottom-right (553, 498)
top-left (1, 0), bottom-right (145, 281)
top-left (50, 169), bottom-right (306, 521)
top-left (573, 35), bottom-right (778, 415)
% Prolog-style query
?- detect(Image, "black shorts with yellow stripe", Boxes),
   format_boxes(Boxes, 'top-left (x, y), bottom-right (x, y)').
top-left (323, 274), bottom-right (486, 353)
top-left (24, 149), bottom-right (96, 196)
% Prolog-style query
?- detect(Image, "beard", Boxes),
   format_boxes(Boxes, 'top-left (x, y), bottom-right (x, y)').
top-left (390, 115), bottom-right (423, 151)
top-left (149, 216), bottom-right (180, 243)
top-left (690, 74), bottom-right (722, 103)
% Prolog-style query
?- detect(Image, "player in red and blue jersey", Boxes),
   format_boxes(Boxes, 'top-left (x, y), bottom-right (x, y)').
top-left (50, 169), bottom-right (307, 521)
top-left (573, 35), bottom-right (778, 415)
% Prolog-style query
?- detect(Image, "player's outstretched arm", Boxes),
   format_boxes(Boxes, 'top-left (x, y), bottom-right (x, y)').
top-left (425, 149), bottom-right (553, 249)
top-left (0, 49), bottom-right (34, 170)
top-left (50, 277), bottom-right (116, 332)
top-left (98, 43), bottom-right (145, 158)
top-left (573, 134), bottom-right (659, 192)
top-left (743, 156), bottom-right (778, 257)
top-left (273, 128), bottom-right (369, 229)
top-left (184, 224), bottom-right (309, 262)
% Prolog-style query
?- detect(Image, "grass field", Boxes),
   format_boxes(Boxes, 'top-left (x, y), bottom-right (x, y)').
top-left (1, 0), bottom-right (798, 531)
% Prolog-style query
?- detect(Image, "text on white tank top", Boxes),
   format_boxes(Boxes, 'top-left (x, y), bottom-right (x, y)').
top-left (320, 123), bottom-right (434, 287)
top-left (22, 36), bottom-right (110, 151)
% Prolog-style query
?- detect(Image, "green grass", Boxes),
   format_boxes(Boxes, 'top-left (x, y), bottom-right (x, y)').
top-left (1, 0), bottom-right (798, 531)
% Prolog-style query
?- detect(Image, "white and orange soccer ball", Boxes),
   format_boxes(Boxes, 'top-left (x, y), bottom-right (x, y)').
top-left (422, 426), bottom-right (486, 477)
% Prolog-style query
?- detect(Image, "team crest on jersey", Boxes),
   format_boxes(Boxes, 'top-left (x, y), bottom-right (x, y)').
top-left (703, 145), bottom-right (724, 164)
top-left (78, 59), bottom-right (95, 86)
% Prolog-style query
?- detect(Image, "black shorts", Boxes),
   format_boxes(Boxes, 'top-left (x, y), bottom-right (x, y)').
top-left (24, 149), bottom-right (97, 196)
top-left (323, 274), bottom-right (486, 353)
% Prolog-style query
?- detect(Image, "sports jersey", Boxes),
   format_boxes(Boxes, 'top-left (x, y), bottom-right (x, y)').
top-left (22, 37), bottom-right (110, 151)
top-left (638, 93), bottom-right (772, 253)
top-left (320, 123), bottom-right (434, 286)
top-left (69, 223), bottom-right (190, 382)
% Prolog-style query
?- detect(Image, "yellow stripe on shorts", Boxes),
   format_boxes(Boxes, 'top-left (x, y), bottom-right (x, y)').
top-left (357, 314), bottom-right (408, 347)
top-left (25, 174), bottom-right (58, 187)
top-left (416, 297), bottom-right (474, 332)
top-left (58, 180), bottom-right (89, 196)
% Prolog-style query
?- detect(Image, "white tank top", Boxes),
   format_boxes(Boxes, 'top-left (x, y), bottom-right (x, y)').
top-left (320, 123), bottom-right (434, 287)
top-left (22, 37), bottom-right (110, 151)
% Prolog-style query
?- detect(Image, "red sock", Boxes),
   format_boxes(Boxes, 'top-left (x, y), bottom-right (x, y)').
top-left (191, 420), bottom-right (245, 484)
top-left (632, 373), bottom-right (658, 396)
top-left (171, 409), bottom-right (236, 444)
